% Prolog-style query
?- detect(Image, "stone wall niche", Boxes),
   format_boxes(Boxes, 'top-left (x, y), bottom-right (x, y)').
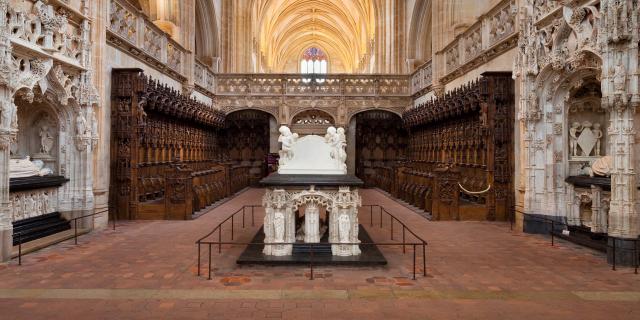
top-left (15, 102), bottom-right (61, 175)
top-left (566, 81), bottom-right (607, 176)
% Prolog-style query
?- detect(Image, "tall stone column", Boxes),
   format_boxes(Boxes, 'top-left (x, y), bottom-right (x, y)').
top-left (0, 1), bottom-right (15, 262)
top-left (599, 0), bottom-right (640, 265)
top-left (0, 128), bottom-right (12, 262)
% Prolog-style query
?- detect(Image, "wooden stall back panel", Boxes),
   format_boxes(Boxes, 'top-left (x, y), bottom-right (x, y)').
top-left (164, 166), bottom-right (194, 220)
top-left (110, 69), bottom-right (146, 220)
top-left (483, 72), bottom-right (515, 221)
top-left (432, 167), bottom-right (460, 221)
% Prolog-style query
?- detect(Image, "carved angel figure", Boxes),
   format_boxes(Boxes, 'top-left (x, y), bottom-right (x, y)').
top-left (336, 127), bottom-right (347, 165)
top-left (569, 122), bottom-right (583, 157)
top-left (278, 126), bottom-right (297, 164)
top-left (76, 110), bottom-right (88, 137)
top-left (592, 123), bottom-right (603, 156)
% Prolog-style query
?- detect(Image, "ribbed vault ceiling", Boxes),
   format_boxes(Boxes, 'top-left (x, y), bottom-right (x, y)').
top-left (253, 0), bottom-right (376, 73)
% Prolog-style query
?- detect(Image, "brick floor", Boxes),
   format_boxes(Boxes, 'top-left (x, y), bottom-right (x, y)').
top-left (0, 188), bottom-right (639, 319)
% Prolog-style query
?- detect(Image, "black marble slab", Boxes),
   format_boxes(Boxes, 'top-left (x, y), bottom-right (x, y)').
top-left (260, 174), bottom-right (363, 187)
top-left (564, 175), bottom-right (612, 190)
top-left (9, 176), bottom-right (69, 192)
top-left (236, 225), bottom-right (387, 266)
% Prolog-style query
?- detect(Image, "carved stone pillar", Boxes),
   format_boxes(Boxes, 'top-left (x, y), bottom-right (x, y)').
top-left (0, 9), bottom-right (15, 262)
top-left (0, 131), bottom-right (12, 262)
top-left (599, 0), bottom-right (640, 266)
top-left (262, 189), bottom-right (295, 256)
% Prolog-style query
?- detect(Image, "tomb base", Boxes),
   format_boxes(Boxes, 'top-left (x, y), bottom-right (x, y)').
top-left (237, 225), bottom-right (387, 266)
top-left (260, 174), bottom-right (364, 257)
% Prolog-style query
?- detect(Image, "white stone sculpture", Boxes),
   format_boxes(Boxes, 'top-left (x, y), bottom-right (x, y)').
top-left (592, 123), bottom-right (603, 156)
top-left (9, 156), bottom-right (53, 178)
top-left (590, 156), bottom-right (613, 177)
top-left (613, 56), bottom-right (626, 93)
top-left (277, 126), bottom-right (347, 175)
top-left (570, 121), bottom-right (603, 158)
top-left (76, 110), bottom-right (88, 137)
top-left (304, 204), bottom-right (320, 243)
top-left (262, 187), bottom-right (361, 256)
top-left (569, 122), bottom-right (582, 157)
top-left (0, 101), bottom-right (17, 131)
top-left (277, 126), bottom-right (297, 166)
top-left (273, 211), bottom-right (285, 243)
top-left (39, 123), bottom-right (54, 154)
top-left (338, 212), bottom-right (351, 242)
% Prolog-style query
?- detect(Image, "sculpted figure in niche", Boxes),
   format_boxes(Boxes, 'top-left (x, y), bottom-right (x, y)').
top-left (89, 108), bottom-right (98, 137)
top-left (569, 122), bottom-right (583, 157)
top-left (76, 110), bottom-right (88, 137)
top-left (613, 56), bottom-right (626, 93)
top-left (0, 101), bottom-right (17, 130)
top-left (39, 123), bottom-right (54, 154)
top-left (273, 210), bottom-right (285, 243)
top-left (338, 211), bottom-right (351, 243)
top-left (592, 123), bottom-right (603, 156)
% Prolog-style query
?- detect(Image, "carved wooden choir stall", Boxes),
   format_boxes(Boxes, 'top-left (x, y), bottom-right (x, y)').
top-left (110, 69), bottom-right (254, 220)
top-left (395, 72), bottom-right (515, 221)
top-left (355, 110), bottom-right (407, 195)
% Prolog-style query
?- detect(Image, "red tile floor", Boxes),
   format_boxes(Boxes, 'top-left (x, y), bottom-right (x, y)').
top-left (0, 188), bottom-right (639, 319)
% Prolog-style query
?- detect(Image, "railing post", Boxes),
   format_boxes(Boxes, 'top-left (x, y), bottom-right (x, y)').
top-left (612, 237), bottom-right (616, 271)
top-left (402, 227), bottom-right (406, 254)
top-left (422, 242), bottom-right (427, 277)
top-left (242, 207), bottom-right (245, 228)
top-left (218, 228), bottom-right (222, 254)
top-left (74, 219), bottom-right (78, 245)
top-left (550, 220), bottom-right (554, 247)
top-left (635, 239), bottom-right (638, 275)
top-left (113, 210), bottom-right (116, 231)
top-left (18, 232), bottom-right (22, 266)
top-left (370, 206), bottom-right (373, 227)
top-left (380, 207), bottom-right (383, 228)
top-left (309, 244), bottom-right (314, 280)
top-left (252, 206), bottom-right (255, 227)
top-left (197, 241), bottom-right (201, 276)
top-left (208, 243), bottom-right (212, 280)
top-left (412, 244), bottom-right (416, 280)
top-left (231, 215), bottom-right (234, 240)
top-left (390, 217), bottom-right (393, 240)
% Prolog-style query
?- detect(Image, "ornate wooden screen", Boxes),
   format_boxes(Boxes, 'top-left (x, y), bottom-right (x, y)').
top-left (400, 72), bottom-right (515, 221)
top-left (355, 111), bottom-right (407, 195)
top-left (110, 69), bottom-right (237, 220)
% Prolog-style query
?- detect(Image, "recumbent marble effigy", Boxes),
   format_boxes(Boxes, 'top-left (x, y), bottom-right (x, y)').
top-left (260, 126), bottom-right (362, 257)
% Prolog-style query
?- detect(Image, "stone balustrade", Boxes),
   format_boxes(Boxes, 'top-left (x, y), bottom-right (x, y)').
top-left (214, 73), bottom-right (410, 97)
top-left (108, 0), bottom-right (187, 80)
top-left (194, 59), bottom-right (216, 94)
top-left (410, 60), bottom-right (433, 95)
top-left (440, 0), bottom-right (518, 84)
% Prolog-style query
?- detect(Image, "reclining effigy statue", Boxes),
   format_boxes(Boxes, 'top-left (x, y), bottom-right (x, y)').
top-left (9, 157), bottom-right (54, 179)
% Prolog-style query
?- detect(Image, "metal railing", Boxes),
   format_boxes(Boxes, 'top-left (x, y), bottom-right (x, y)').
top-left (521, 213), bottom-right (638, 274)
top-left (610, 237), bottom-right (640, 274)
top-left (14, 207), bottom-right (116, 265)
top-left (196, 204), bottom-right (428, 281)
